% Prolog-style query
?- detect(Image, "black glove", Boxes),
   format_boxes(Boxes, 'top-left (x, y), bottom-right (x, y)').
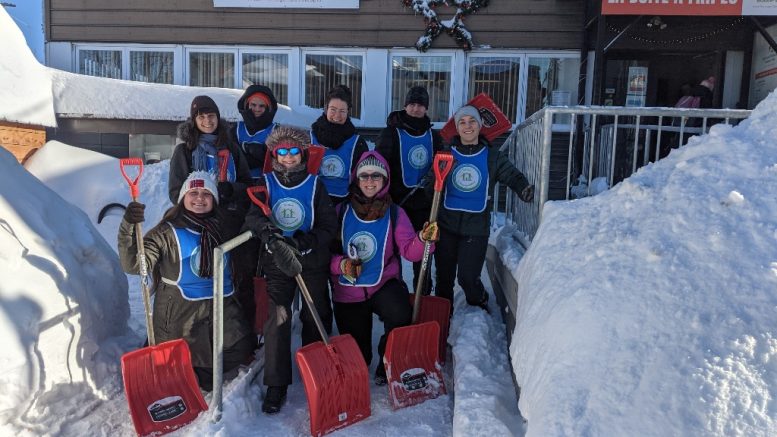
top-left (218, 181), bottom-right (234, 201)
top-left (519, 184), bottom-right (535, 203)
top-left (123, 201), bottom-right (145, 224)
top-left (268, 238), bottom-right (302, 277)
top-left (244, 142), bottom-right (266, 163)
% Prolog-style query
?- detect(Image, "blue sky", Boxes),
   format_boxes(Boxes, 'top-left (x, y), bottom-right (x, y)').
top-left (6, 1), bottom-right (44, 62)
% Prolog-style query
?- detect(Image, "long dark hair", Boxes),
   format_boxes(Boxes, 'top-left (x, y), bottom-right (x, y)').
top-left (182, 118), bottom-right (233, 152)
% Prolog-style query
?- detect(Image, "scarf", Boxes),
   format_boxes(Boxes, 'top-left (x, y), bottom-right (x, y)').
top-left (181, 210), bottom-right (223, 278)
top-left (311, 114), bottom-right (356, 149)
top-left (193, 133), bottom-right (218, 172)
top-left (271, 159), bottom-right (309, 186)
top-left (240, 108), bottom-right (275, 134)
top-left (348, 184), bottom-right (391, 221)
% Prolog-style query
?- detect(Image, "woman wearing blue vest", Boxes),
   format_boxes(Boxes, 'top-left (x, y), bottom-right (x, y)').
top-left (233, 85), bottom-right (279, 181)
top-left (118, 171), bottom-right (254, 391)
top-left (241, 125), bottom-right (338, 414)
top-left (433, 105), bottom-right (535, 311)
top-left (310, 85), bottom-right (369, 205)
top-left (330, 151), bottom-right (439, 385)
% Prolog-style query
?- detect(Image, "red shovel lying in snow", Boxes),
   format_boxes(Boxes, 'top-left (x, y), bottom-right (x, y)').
top-left (246, 185), bottom-right (370, 436)
top-left (383, 152), bottom-right (454, 410)
top-left (118, 158), bottom-right (207, 437)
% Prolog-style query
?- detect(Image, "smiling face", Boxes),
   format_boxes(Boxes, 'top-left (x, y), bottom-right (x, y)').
top-left (247, 95), bottom-right (268, 118)
top-left (456, 115), bottom-right (481, 145)
top-left (325, 98), bottom-right (349, 125)
top-left (405, 103), bottom-right (427, 119)
top-left (195, 112), bottom-right (218, 134)
top-left (183, 188), bottom-right (215, 214)
top-left (276, 148), bottom-right (303, 169)
top-left (357, 172), bottom-right (385, 198)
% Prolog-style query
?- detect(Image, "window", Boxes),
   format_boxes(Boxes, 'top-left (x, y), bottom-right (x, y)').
top-left (189, 52), bottom-right (235, 88)
top-left (468, 56), bottom-right (521, 122)
top-left (304, 54), bottom-right (363, 119)
top-left (391, 56), bottom-right (452, 122)
top-left (130, 51), bottom-right (174, 84)
top-left (526, 57), bottom-right (579, 117)
top-left (79, 49), bottom-right (122, 79)
top-left (242, 53), bottom-right (289, 105)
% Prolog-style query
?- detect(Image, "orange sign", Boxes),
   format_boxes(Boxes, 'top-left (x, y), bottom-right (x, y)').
top-left (601, 0), bottom-right (776, 16)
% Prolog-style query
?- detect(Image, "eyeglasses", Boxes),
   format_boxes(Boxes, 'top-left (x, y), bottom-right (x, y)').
top-left (326, 106), bottom-right (348, 116)
top-left (275, 147), bottom-right (301, 157)
top-left (357, 173), bottom-right (384, 182)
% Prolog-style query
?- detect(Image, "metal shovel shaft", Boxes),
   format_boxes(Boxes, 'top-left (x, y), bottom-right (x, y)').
top-left (134, 221), bottom-right (155, 346)
top-left (412, 190), bottom-right (442, 323)
top-left (294, 274), bottom-right (331, 345)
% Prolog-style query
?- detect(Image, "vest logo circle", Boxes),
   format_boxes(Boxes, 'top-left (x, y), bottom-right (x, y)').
top-left (273, 198), bottom-right (305, 231)
top-left (321, 155), bottom-right (345, 177)
top-left (409, 144), bottom-right (430, 169)
top-left (190, 246), bottom-right (203, 277)
top-left (348, 231), bottom-right (378, 262)
top-left (452, 164), bottom-right (481, 192)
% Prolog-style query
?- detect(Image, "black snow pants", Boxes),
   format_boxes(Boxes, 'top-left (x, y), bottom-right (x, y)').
top-left (434, 227), bottom-right (489, 305)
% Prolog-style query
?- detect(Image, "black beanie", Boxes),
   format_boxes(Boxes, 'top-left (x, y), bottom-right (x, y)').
top-left (190, 95), bottom-right (220, 120)
top-left (405, 86), bottom-right (429, 109)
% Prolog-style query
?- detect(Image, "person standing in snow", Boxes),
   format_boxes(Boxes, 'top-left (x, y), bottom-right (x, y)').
top-left (376, 85), bottom-right (443, 295)
top-left (310, 85), bottom-right (369, 206)
top-left (233, 85), bottom-right (279, 181)
top-left (118, 171), bottom-right (254, 391)
top-left (169, 95), bottom-right (256, 330)
top-left (432, 105), bottom-right (534, 312)
top-left (330, 151), bottom-right (439, 385)
top-left (241, 125), bottom-right (337, 414)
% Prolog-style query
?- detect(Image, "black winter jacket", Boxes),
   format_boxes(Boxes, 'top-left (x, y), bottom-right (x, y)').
top-left (429, 136), bottom-right (530, 237)
top-left (232, 84), bottom-right (279, 173)
top-left (375, 110), bottom-right (444, 211)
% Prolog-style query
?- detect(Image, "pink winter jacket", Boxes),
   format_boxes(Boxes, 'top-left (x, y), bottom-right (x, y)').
top-left (330, 205), bottom-right (433, 303)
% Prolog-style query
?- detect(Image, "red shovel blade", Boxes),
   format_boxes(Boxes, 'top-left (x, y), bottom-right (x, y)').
top-left (410, 294), bottom-right (451, 364)
top-left (383, 321), bottom-right (446, 410)
top-left (121, 339), bottom-right (207, 437)
top-left (253, 276), bottom-right (269, 335)
top-left (440, 93), bottom-right (512, 143)
top-left (295, 334), bottom-right (370, 436)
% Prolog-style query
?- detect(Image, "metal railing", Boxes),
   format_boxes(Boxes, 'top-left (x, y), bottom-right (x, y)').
top-left (498, 106), bottom-right (751, 243)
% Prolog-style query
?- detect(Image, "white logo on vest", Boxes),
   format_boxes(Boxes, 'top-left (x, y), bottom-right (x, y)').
top-left (452, 164), bottom-right (482, 192)
top-left (348, 231), bottom-right (378, 262)
top-left (408, 144), bottom-right (429, 169)
top-left (321, 155), bottom-right (345, 177)
top-left (272, 198), bottom-right (305, 231)
top-left (190, 246), bottom-right (203, 277)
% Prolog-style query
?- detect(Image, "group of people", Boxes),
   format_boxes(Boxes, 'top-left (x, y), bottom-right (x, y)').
top-left (117, 84), bottom-right (535, 415)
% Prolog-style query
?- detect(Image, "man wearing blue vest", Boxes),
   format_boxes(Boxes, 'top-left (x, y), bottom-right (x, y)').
top-left (233, 85), bottom-right (279, 181)
top-left (432, 105), bottom-right (534, 312)
top-left (376, 86), bottom-right (443, 295)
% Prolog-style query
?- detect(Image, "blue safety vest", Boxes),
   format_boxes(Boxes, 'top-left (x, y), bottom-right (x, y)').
top-left (202, 151), bottom-right (236, 183)
top-left (162, 225), bottom-right (233, 301)
top-left (397, 128), bottom-right (433, 189)
top-left (311, 130), bottom-right (358, 198)
top-left (443, 147), bottom-right (490, 213)
top-left (237, 122), bottom-right (276, 179)
top-left (338, 205), bottom-right (391, 287)
top-left (266, 172), bottom-right (317, 237)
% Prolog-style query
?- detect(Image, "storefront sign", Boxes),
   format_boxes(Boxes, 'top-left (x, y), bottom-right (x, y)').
top-left (602, 0), bottom-right (777, 16)
top-left (749, 22), bottom-right (777, 107)
top-left (626, 66), bottom-right (648, 107)
top-left (213, 0), bottom-right (358, 8)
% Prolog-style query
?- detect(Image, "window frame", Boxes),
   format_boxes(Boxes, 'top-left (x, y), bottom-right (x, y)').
top-left (74, 44), bottom-right (178, 83)
top-left (387, 49), bottom-right (457, 127)
top-left (300, 48), bottom-right (366, 122)
top-left (238, 48), bottom-right (294, 105)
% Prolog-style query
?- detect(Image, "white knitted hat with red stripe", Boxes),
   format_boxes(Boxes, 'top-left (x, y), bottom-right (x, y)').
top-left (178, 171), bottom-right (219, 204)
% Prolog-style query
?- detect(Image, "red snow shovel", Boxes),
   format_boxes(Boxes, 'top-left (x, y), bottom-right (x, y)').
top-left (118, 158), bottom-right (207, 437)
top-left (384, 152), bottom-right (454, 410)
top-left (246, 186), bottom-right (270, 336)
top-left (217, 149), bottom-right (230, 182)
top-left (246, 186), bottom-right (370, 436)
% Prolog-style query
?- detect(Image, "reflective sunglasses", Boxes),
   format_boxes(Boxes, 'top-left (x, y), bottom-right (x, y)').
top-left (357, 173), bottom-right (384, 182)
top-left (274, 147), bottom-right (301, 157)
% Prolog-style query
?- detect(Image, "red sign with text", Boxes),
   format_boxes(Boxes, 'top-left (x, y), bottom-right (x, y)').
top-left (601, 0), bottom-right (776, 16)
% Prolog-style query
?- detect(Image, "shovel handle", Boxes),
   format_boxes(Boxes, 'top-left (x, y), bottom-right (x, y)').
top-left (119, 158), bottom-right (143, 200)
top-left (294, 274), bottom-right (331, 345)
top-left (217, 149), bottom-right (230, 182)
top-left (433, 152), bottom-right (454, 192)
top-left (246, 185), bottom-right (271, 216)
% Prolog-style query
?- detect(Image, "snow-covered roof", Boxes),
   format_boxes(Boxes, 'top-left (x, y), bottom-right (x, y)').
top-left (0, 8), bottom-right (55, 127)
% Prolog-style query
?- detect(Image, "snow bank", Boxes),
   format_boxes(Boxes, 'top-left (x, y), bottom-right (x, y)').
top-left (0, 8), bottom-right (55, 127)
top-left (506, 92), bottom-right (777, 436)
top-left (0, 147), bottom-right (129, 428)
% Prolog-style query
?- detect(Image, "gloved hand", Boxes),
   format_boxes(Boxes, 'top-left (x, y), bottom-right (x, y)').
top-left (268, 238), bottom-right (302, 277)
top-left (123, 201), bottom-right (145, 224)
top-left (519, 184), bottom-right (535, 203)
top-left (218, 181), bottom-right (234, 201)
top-left (340, 258), bottom-right (363, 279)
top-left (419, 221), bottom-right (439, 242)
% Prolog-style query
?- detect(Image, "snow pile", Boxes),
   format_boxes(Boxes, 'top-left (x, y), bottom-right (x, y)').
top-left (504, 92), bottom-right (777, 436)
top-left (0, 147), bottom-right (129, 430)
top-left (0, 8), bottom-right (55, 127)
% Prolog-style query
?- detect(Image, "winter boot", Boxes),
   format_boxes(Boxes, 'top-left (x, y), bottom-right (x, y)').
top-left (469, 292), bottom-right (490, 314)
top-left (262, 385), bottom-right (287, 414)
top-left (374, 362), bottom-right (388, 386)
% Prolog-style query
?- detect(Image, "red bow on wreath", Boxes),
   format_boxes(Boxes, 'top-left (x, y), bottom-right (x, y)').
top-left (402, 0), bottom-right (491, 52)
